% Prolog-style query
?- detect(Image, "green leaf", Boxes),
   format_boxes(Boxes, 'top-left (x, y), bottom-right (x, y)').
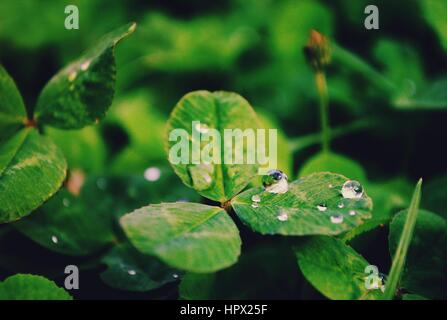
top-left (0, 129), bottom-right (67, 223)
top-left (394, 78), bottom-right (447, 110)
top-left (422, 0), bottom-right (447, 52)
top-left (120, 202), bottom-right (241, 273)
top-left (402, 293), bottom-right (429, 300)
top-left (34, 22), bottom-right (136, 129)
top-left (166, 90), bottom-right (263, 202)
top-left (179, 243), bottom-right (302, 299)
top-left (384, 179), bottom-right (422, 300)
top-left (0, 128), bottom-right (28, 176)
top-left (45, 126), bottom-right (106, 172)
top-left (299, 151), bottom-right (367, 182)
top-left (422, 175), bottom-right (447, 219)
top-left (100, 243), bottom-right (181, 292)
top-left (0, 274), bottom-right (72, 300)
top-left (389, 209), bottom-right (447, 299)
top-left (14, 187), bottom-right (116, 256)
top-left (295, 236), bottom-right (384, 300)
top-left (232, 172), bottom-right (373, 236)
top-left (341, 178), bottom-right (412, 241)
top-left (0, 65), bottom-right (27, 139)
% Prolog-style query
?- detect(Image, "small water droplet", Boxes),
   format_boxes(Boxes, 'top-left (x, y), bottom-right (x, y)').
top-left (317, 203), bottom-right (327, 212)
top-left (277, 211), bottom-right (288, 221)
top-left (341, 180), bottom-right (363, 199)
top-left (251, 203), bottom-right (259, 208)
top-left (62, 198), bottom-right (70, 207)
top-left (80, 60), bottom-right (91, 71)
top-left (128, 270), bottom-right (136, 276)
top-left (349, 210), bottom-right (356, 216)
top-left (194, 122), bottom-right (209, 134)
top-left (96, 178), bottom-right (107, 190)
top-left (172, 273), bottom-right (179, 279)
top-left (337, 202), bottom-right (344, 209)
top-left (263, 169), bottom-right (288, 194)
top-left (188, 164), bottom-right (214, 191)
top-left (51, 235), bottom-right (59, 244)
top-left (328, 184), bottom-right (333, 188)
top-left (330, 214), bottom-right (344, 224)
top-left (144, 167), bottom-right (161, 182)
top-left (68, 71), bottom-right (77, 82)
top-left (251, 195), bottom-right (261, 202)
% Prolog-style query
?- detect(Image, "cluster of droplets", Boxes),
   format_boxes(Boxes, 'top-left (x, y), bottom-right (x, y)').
top-left (316, 180), bottom-right (364, 224)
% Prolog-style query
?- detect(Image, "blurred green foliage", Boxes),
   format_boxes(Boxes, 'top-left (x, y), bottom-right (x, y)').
top-left (1, 0), bottom-right (447, 300)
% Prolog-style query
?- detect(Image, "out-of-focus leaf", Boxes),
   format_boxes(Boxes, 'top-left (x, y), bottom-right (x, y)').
top-left (0, 129), bottom-right (66, 223)
top-left (100, 243), bottom-right (182, 292)
top-left (0, 274), bottom-right (72, 300)
top-left (166, 90), bottom-right (263, 202)
top-left (120, 203), bottom-right (241, 273)
top-left (402, 293), bottom-right (429, 300)
top-left (295, 236), bottom-right (384, 300)
top-left (232, 172), bottom-right (373, 236)
top-left (34, 23), bottom-right (136, 129)
top-left (299, 151), bottom-right (367, 182)
top-left (45, 126), bottom-right (106, 172)
top-left (394, 78), bottom-right (447, 110)
top-left (137, 13), bottom-right (256, 72)
top-left (389, 209), bottom-right (447, 299)
top-left (180, 243), bottom-right (301, 299)
top-left (422, 0), bottom-right (447, 51)
top-left (422, 175), bottom-right (447, 219)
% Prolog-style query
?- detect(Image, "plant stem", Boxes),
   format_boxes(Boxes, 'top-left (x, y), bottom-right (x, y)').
top-left (315, 70), bottom-right (330, 153)
top-left (383, 178), bottom-right (422, 300)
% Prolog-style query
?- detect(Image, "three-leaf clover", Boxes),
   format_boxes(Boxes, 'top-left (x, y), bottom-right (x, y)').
top-left (0, 23), bottom-right (136, 223)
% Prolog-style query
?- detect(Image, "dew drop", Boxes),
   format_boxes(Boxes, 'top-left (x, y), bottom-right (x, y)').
top-left (251, 195), bottom-right (261, 203)
top-left (188, 164), bottom-right (214, 191)
top-left (144, 167), bottom-right (161, 182)
top-left (51, 235), bottom-right (59, 244)
top-left (277, 211), bottom-right (288, 221)
top-left (330, 214), bottom-right (344, 224)
top-left (337, 202), bottom-right (344, 209)
top-left (349, 210), bottom-right (356, 216)
top-left (263, 169), bottom-right (288, 194)
top-left (128, 270), bottom-right (136, 276)
top-left (172, 273), bottom-right (179, 279)
top-left (96, 177), bottom-right (107, 190)
top-left (80, 60), bottom-right (91, 71)
top-left (194, 122), bottom-right (209, 134)
top-left (251, 203), bottom-right (259, 209)
top-left (328, 184), bottom-right (333, 188)
top-left (62, 198), bottom-right (70, 207)
top-left (341, 180), bottom-right (363, 199)
top-left (317, 204), bottom-right (327, 212)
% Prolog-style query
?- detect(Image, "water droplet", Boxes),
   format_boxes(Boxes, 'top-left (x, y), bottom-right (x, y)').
top-left (277, 211), bottom-right (288, 221)
top-left (62, 198), bottom-right (70, 207)
top-left (194, 122), bottom-right (209, 134)
top-left (251, 195), bottom-right (261, 203)
top-left (337, 202), bottom-right (344, 209)
top-left (328, 184), bottom-right (333, 188)
top-left (51, 235), bottom-right (59, 244)
top-left (68, 71), bottom-right (77, 82)
top-left (96, 178), bottom-right (107, 190)
top-left (188, 164), bottom-right (214, 191)
top-left (80, 60), bottom-right (91, 71)
top-left (263, 169), bottom-right (288, 194)
top-left (172, 273), bottom-right (179, 279)
top-left (349, 210), bottom-right (356, 216)
top-left (317, 203), bottom-right (327, 212)
top-left (251, 203), bottom-right (259, 208)
top-left (144, 167), bottom-right (161, 182)
top-left (128, 270), bottom-right (136, 276)
top-left (330, 214), bottom-right (344, 224)
top-left (341, 180), bottom-right (363, 199)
